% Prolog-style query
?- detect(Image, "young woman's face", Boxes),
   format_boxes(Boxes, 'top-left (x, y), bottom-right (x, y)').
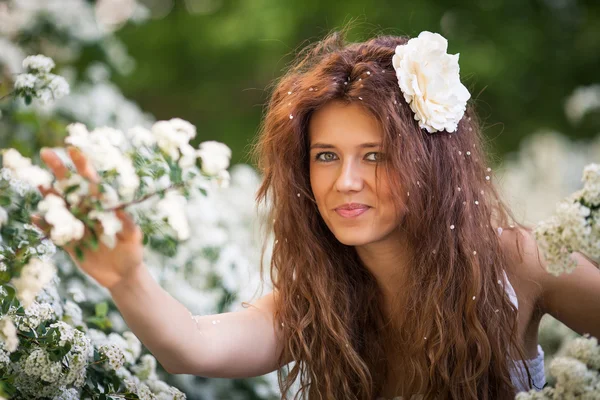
top-left (308, 100), bottom-right (402, 247)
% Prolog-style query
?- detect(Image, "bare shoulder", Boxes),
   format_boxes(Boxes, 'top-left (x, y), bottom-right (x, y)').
top-left (497, 226), bottom-right (547, 308)
top-left (498, 226), bottom-right (600, 338)
top-left (246, 290), bottom-right (278, 316)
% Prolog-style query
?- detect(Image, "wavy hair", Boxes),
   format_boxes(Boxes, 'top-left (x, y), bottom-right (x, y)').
top-left (252, 28), bottom-right (531, 400)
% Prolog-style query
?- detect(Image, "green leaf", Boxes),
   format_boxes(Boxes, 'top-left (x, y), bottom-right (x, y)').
top-left (85, 315), bottom-right (112, 330)
top-left (88, 230), bottom-right (99, 251)
top-left (75, 245), bottom-right (84, 262)
top-left (95, 301), bottom-right (108, 318)
top-left (63, 184), bottom-right (80, 196)
top-left (24, 95), bottom-right (32, 105)
top-left (48, 342), bottom-right (71, 362)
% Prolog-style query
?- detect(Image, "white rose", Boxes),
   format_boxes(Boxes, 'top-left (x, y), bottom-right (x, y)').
top-left (392, 31), bottom-right (471, 133)
top-left (196, 141), bottom-right (231, 175)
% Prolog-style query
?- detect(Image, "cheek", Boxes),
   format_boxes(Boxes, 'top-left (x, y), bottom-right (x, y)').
top-left (373, 177), bottom-right (402, 224)
top-left (310, 168), bottom-right (330, 205)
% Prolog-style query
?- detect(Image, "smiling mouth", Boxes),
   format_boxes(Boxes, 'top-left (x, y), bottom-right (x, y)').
top-left (334, 206), bottom-right (370, 218)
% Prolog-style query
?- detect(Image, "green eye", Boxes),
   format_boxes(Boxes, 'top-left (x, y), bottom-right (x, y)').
top-left (316, 152), bottom-right (337, 162)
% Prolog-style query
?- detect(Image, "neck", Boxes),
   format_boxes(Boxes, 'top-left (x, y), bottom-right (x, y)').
top-left (354, 226), bottom-right (412, 315)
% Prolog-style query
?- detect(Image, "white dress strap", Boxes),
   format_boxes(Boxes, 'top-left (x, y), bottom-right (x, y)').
top-left (502, 270), bottom-right (519, 309)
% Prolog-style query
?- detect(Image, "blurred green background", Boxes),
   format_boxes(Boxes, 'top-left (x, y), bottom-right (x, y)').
top-left (103, 0), bottom-right (599, 165)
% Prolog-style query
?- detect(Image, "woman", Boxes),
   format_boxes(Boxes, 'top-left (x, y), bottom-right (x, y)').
top-left (38, 29), bottom-right (600, 399)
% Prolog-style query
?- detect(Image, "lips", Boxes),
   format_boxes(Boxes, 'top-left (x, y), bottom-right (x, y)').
top-left (334, 203), bottom-right (370, 218)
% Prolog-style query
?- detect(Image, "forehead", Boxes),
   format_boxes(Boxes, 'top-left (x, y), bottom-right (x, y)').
top-left (308, 100), bottom-right (383, 144)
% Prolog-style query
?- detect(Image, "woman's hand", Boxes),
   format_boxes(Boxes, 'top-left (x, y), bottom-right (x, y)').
top-left (34, 146), bottom-right (144, 290)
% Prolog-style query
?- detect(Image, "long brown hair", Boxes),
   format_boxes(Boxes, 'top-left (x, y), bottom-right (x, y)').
top-left (253, 27), bottom-right (531, 400)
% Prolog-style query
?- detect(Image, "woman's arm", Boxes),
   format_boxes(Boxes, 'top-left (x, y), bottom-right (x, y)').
top-left (504, 227), bottom-right (600, 338)
top-left (539, 250), bottom-right (600, 339)
top-left (109, 264), bottom-right (286, 378)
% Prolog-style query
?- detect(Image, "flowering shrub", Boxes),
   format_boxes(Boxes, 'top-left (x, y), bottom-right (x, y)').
top-left (501, 84), bottom-right (600, 398)
top-left (0, 107), bottom-right (234, 398)
top-left (0, 2), bottom-right (279, 397)
top-left (533, 163), bottom-right (600, 276)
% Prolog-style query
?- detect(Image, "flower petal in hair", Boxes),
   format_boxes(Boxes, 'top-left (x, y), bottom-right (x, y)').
top-left (392, 31), bottom-right (471, 133)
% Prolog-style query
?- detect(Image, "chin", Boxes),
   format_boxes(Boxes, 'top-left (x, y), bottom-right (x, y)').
top-left (332, 231), bottom-right (376, 247)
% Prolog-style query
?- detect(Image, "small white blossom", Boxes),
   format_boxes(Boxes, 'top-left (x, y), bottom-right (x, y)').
top-left (49, 321), bottom-right (76, 346)
top-left (23, 348), bottom-right (62, 383)
top-left (127, 126), bottom-right (156, 147)
top-left (10, 258), bottom-right (57, 308)
top-left (88, 210), bottom-right (123, 248)
top-left (38, 194), bottom-right (85, 245)
top-left (62, 300), bottom-right (84, 327)
top-left (15, 301), bottom-right (55, 332)
top-left (152, 118), bottom-right (196, 161)
top-left (47, 74), bottom-right (70, 99)
top-left (1, 148), bottom-right (53, 189)
top-left (22, 54), bottom-right (55, 74)
top-left (565, 335), bottom-right (600, 370)
top-left (99, 343), bottom-right (125, 370)
top-left (14, 73), bottom-right (37, 89)
top-left (0, 316), bottom-right (19, 353)
top-left (565, 84), bottom-right (600, 125)
top-left (52, 388), bottom-right (80, 400)
top-left (196, 140), bottom-right (231, 175)
top-left (155, 191), bottom-right (190, 240)
top-left (131, 354), bottom-right (158, 380)
top-left (67, 287), bottom-right (86, 303)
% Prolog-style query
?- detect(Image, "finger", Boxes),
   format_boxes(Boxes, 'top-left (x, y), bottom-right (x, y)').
top-left (40, 148), bottom-right (68, 180)
top-left (67, 146), bottom-right (100, 196)
top-left (30, 214), bottom-right (51, 236)
top-left (37, 185), bottom-right (61, 198)
top-left (115, 209), bottom-right (141, 241)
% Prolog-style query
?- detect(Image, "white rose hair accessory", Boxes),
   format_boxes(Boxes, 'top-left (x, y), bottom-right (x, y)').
top-left (392, 31), bottom-right (471, 134)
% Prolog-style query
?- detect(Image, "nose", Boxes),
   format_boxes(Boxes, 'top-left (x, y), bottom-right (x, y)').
top-left (335, 158), bottom-right (364, 193)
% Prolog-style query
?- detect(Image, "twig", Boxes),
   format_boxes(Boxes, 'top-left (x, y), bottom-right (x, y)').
top-left (0, 91), bottom-right (14, 102)
top-left (105, 181), bottom-right (187, 212)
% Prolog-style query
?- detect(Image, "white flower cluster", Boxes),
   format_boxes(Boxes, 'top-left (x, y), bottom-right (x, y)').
top-left (99, 343), bottom-right (126, 370)
top-left (565, 84), bottom-right (600, 125)
top-left (9, 322), bottom-right (93, 398)
top-left (87, 329), bottom-right (142, 365)
top-left (155, 191), bottom-right (191, 240)
top-left (13, 301), bottom-right (55, 332)
top-left (0, 0), bottom-right (148, 43)
top-left (534, 163), bottom-right (600, 275)
top-left (14, 55), bottom-right (70, 104)
top-left (65, 122), bottom-right (140, 202)
top-left (392, 31), bottom-right (471, 133)
top-left (1, 148), bottom-right (53, 190)
top-left (517, 335), bottom-right (600, 399)
top-left (498, 131), bottom-right (600, 226)
top-left (0, 316), bottom-right (18, 353)
top-left (37, 194), bottom-right (86, 246)
top-left (10, 258), bottom-right (57, 308)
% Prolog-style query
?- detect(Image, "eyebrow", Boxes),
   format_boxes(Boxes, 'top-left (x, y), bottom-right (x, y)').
top-left (309, 142), bottom-right (382, 150)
